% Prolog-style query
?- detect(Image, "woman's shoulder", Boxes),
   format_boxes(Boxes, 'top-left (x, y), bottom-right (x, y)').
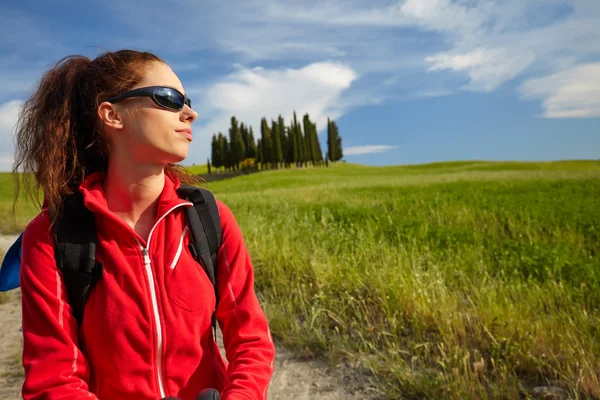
top-left (214, 199), bottom-right (236, 226)
top-left (22, 208), bottom-right (54, 249)
top-left (214, 199), bottom-right (251, 247)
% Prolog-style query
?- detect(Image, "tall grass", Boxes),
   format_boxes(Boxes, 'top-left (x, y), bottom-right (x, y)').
top-left (207, 161), bottom-right (600, 399)
top-left (2, 161), bottom-right (599, 398)
top-left (0, 173), bottom-right (40, 234)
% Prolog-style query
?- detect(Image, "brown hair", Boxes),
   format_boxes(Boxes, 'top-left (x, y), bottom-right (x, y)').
top-left (12, 50), bottom-right (200, 215)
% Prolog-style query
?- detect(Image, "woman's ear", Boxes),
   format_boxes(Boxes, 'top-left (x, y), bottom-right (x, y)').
top-left (97, 101), bottom-right (125, 130)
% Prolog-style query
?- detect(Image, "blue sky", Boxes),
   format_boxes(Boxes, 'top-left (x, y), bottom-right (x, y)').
top-left (0, 0), bottom-right (599, 170)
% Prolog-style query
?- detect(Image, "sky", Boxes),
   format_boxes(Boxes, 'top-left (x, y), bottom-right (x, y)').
top-left (0, 0), bottom-right (599, 170)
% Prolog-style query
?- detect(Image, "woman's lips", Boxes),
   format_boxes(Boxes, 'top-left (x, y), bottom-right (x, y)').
top-left (176, 129), bottom-right (193, 141)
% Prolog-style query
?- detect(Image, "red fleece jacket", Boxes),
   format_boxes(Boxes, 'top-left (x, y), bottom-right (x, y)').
top-left (20, 172), bottom-right (275, 400)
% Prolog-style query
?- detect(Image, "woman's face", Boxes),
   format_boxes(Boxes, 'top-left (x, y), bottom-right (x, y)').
top-left (109, 62), bottom-right (198, 167)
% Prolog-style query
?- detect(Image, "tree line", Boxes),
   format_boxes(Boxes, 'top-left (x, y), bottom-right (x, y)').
top-left (209, 112), bottom-right (343, 172)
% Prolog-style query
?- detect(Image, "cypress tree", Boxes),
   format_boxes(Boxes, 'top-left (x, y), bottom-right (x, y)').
top-left (329, 120), bottom-right (343, 161)
top-left (327, 118), bottom-right (335, 163)
top-left (302, 114), bottom-right (313, 165)
top-left (311, 121), bottom-right (318, 165)
top-left (260, 118), bottom-right (273, 169)
top-left (297, 119), bottom-right (305, 166)
top-left (220, 134), bottom-right (227, 169)
top-left (288, 120), bottom-right (297, 167)
top-left (270, 119), bottom-right (276, 168)
top-left (220, 133), bottom-right (231, 171)
top-left (272, 119), bottom-right (283, 169)
top-left (227, 117), bottom-right (235, 169)
top-left (312, 122), bottom-right (323, 165)
top-left (277, 115), bottom-right (288, 167)
top-left (247, 128), bottom-right (257, 159)
top-left (293, 112), bottom-right (303, 167)
top-left (256, 139), bottom-right (262, 169)
top-left (216, 133), bottom-right (224, 171)
top-left (211, 134), bottom-right (219, 169)
top-left (229, 116), bottom-right (245, 170)
top-left (240, 123), bottom-right (249, 159)
top-left (336, 135), bottom-right (343, 161)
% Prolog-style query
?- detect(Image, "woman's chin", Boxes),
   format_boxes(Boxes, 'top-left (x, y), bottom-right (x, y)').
top-left (147, 145), bottom-right (189, 166)
top-left (167, 151), bottom-right (188, 165)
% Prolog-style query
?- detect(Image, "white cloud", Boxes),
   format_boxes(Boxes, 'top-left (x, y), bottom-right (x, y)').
top-left (519, 63), bottom-right (600, 119)
top-left (410, 89), bottom-right (452, 98)
top-left (427, 49), bottom-right (495, 72)
top-left (188, 62), bottom-right (358, 163)
top-left (203, 62), bottom-right (357, 128)
top-left (0, 155), bottom-right (14, 172)
top-left (0, 100), bottom-right (22, 172)
top-left (344, 145), bottom-right (398, 156)
top-left (426, 47), bottom-right (535, 92)
top-left (0, 100), bottom-right (22, 138)
top-left (216, 0), bottom-right (598, 100)
top-left (2, 0), bottom-right (599, 134)
top-left (408, 0), bottom-right (599, 95)
top-left (255, 0), bottom-right (486, 33)
top-left (397, 0), bottom-right (488, 37)
top-left (96, 0), bottom-right (600, 110)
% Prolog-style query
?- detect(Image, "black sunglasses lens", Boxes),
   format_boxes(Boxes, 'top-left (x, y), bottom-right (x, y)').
top-left (153, 87), bottom-right (185, 110)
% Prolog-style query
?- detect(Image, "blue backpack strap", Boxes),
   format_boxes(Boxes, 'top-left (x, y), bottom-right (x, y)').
top-left (0, 232), bottom-right (24, 292)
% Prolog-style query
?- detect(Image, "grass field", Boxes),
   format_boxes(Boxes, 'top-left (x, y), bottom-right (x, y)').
top-left (2, 160), bottom-right (599, 399)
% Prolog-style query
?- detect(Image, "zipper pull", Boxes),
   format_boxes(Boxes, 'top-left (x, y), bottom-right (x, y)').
top-left (141, 247), bottom-right (151, 266)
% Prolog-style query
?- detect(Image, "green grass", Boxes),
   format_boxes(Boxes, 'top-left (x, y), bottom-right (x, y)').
top-left (186, 164), bottom-right (209, 175)
top-left (2, 160), bottom-right (600, 398)
top-left (205, 160), bottom-right (600, 399)
top-left (0, 173), bottom-right (40, 234)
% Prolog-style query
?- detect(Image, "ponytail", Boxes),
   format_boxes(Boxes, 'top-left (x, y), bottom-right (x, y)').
top-left (12, 55), bottom-right (95, 215)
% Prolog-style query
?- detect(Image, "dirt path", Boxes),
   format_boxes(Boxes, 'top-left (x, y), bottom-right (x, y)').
top-left (0, 234), bottom-right (380, 399)
top-left (0, 290), bottom-right (23, 400)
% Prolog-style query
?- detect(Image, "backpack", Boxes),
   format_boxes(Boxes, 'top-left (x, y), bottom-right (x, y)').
top-left (1, 184), bottom-right (222, 331)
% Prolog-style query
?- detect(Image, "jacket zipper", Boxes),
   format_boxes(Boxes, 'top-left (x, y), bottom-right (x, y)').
top-left (135, 202), bottom-right (192, 399)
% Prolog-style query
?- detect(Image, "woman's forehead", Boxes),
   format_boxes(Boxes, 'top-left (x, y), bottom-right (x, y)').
top-left (139, 62), bottom-right (184, 92)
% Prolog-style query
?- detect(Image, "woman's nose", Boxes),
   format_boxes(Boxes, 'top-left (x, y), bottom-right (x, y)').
top-left (181, 105), bottom-right (197, 123)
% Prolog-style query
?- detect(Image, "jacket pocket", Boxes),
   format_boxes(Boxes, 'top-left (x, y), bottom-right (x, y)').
top-left (165, 228), bottom-right (216, 314)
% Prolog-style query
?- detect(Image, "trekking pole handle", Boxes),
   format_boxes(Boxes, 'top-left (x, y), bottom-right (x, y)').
top-left (161, 388), bottom-right (220, 400)
top-left (196, 389), bottom-right (220, 400)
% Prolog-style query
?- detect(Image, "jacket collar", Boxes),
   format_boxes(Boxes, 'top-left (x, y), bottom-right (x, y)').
top-left (78, 171), bottom-right (191, 220)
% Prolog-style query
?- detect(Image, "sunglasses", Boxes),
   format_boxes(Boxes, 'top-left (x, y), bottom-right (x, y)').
top-left (106, 86), bottom-right (192, 111)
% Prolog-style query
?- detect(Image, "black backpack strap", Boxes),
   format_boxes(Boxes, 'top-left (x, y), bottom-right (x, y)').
top-left (51, 191), bottom-right (103, 326)
top-left (176, 185), bottom-right (222, 331)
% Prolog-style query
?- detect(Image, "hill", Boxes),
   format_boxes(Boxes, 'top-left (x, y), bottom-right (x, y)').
top-left (205, 160), bottom-right (600, 399)
top-left (2, 160), bottom-right (599, 398)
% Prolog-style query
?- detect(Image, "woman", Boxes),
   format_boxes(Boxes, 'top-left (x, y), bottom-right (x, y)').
top-left (13, 50), bottom-right (275, 400)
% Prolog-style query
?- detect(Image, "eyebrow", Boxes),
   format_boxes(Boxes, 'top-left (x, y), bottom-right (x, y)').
top-left (135, 85), bottom-right (186, 95)
top-left (163, 85), bottom-right (186, 95)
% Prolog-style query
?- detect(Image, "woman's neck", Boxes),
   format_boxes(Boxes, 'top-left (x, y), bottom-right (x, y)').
top-left (103, 162), bottom-right (166, 240)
